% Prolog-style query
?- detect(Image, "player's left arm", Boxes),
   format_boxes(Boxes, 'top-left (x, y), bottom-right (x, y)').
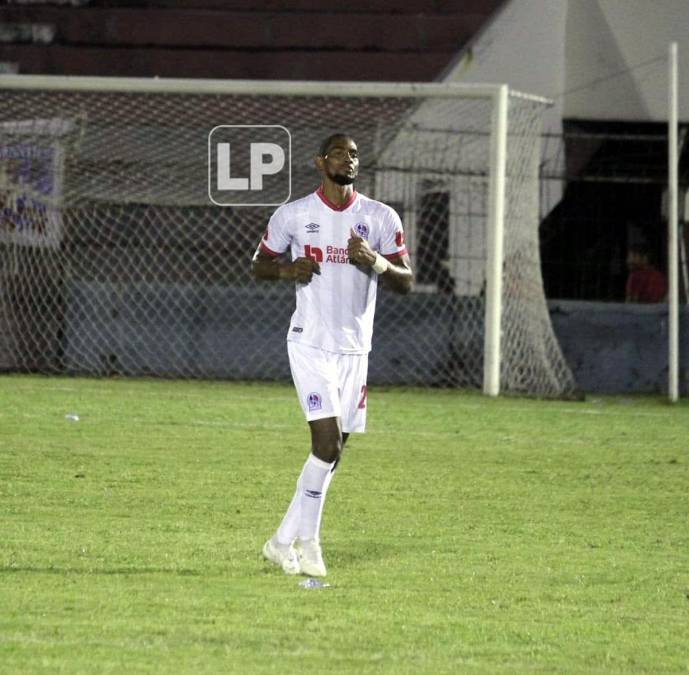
top-left (380, 253), bottom-right (414, 294)
top-left (347, 229), bottom-right (414, 295)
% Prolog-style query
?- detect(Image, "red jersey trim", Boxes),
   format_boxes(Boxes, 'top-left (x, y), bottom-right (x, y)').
top-left (383, 248), bottom-right (408, 260)
top-left (259, 241), bottom-right (281, 257)
top-left (315, 186), bottom-right (358, 212)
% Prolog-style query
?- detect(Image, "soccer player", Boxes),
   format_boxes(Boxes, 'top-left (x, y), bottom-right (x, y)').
top-left (251, 133), bottom-right (413, 576)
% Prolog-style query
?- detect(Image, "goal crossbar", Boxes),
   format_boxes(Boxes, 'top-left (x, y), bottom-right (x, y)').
top-left (0, 74), bottom-right (552, 104)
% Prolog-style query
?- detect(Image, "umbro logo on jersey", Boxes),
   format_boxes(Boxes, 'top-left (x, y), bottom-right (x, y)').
top-left (305, 222), bottom-right (320, 233)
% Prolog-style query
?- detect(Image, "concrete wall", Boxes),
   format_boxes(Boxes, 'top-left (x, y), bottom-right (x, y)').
top-left (442, 0), bottom-right (568, 133)
top-left (61, 282), bottom-right (470, 386)
top-left (440, 0), bottom-right (568, 217)
top-left (565, 0), bottom-right (689, 122)
top-left (57, 280), bottom-right (688, 395)
top-left (549, 300), bottom-right (688, 395)
top-left (445, 0), bottom-right (689, 123)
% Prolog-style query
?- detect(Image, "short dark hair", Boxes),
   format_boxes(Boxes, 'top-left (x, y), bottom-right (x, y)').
top-left (318, 133), bottom-right (354, 157)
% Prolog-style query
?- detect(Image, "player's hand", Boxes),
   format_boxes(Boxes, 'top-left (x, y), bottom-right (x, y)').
top-left (288, 257), bottom-right (321, 283)
top-left (348, 229), bottom-right (377, 267)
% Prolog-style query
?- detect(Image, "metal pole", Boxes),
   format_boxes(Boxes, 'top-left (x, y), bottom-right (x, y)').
top-left (483, 85), bottom-right (509, 396)
top-left (668, 42), bottom-right (679, 402)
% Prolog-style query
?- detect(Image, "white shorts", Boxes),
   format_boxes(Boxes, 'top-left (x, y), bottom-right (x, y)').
top-left (287, 341), bottom-right (369, 433)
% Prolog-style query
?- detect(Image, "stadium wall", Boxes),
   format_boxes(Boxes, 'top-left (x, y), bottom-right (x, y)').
top-left (441, 0), bottom-right (567, 218)
top-left (442, 0), bottom-right (567, 132)
top-left (58, 281), bottom-right (686, 394)
top-left (565, 0), bottom-right (689, 122)
top-left (445, 0), bottom-right (689, 123)
top-left (549, 300), bottom-right (688, 395)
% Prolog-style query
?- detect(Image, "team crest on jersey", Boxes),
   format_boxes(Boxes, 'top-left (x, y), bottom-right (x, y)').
top-left (354, 222), bottom-right (369, 239)
top-left (307, 392), bottom-right (322, 411)
top-left (305, 222), bottom-right (320, 233)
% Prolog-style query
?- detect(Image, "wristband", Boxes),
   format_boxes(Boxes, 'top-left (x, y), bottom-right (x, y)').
top-left (372, 253), bottom-right (390, 275)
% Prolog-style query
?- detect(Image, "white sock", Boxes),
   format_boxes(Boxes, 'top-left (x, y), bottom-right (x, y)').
top-left (314, 464), bottom-right (336, 539)
top-left (298, 453), bottom-right (336, 542)
top-left (275, 464), bottom-right (306, 546)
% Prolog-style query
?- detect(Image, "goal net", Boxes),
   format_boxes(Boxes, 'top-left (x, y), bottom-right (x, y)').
top-left (0, 76), bottom-right (576, 397)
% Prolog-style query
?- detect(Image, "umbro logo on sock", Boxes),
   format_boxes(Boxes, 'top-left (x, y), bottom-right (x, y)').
top-left (305, 489), bottom-right (322, 499)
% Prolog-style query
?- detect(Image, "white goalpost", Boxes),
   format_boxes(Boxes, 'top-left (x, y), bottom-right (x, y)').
top-left (483, 84), bottom-right (508, 396)
top-left (0, 74), bottom-right (577, 398)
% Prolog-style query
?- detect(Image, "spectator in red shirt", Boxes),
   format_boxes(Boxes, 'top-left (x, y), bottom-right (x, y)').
top-left (625, 244), bottom-right (667, 303)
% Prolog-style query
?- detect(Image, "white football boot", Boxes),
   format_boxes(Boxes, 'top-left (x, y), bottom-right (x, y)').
top-left (295, 539), bottom-right (327, 577)
top-left (262, 537), bottom-right (301, 575)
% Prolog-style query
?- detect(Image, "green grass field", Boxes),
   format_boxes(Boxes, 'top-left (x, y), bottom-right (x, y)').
top-left (1, 375), bottom-right (687, 674)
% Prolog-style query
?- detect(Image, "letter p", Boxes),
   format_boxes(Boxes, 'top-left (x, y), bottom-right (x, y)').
top-left (250, 143), bottom-right (285, 191)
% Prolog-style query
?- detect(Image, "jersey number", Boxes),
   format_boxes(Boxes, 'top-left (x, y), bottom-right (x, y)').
top-left (357, 385), bottom-right (368, 410)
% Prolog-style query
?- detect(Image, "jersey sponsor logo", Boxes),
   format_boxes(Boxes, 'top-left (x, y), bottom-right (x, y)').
top-left (354, 222), bottom-right (369, 239)
top-left (395, 230), bottom-right (405, 247)
top-left (305, 222), bottom-right (320, 233)
top-left (307, 392), bottom-right (322, 411)
top-left (303, 243), bottom-right (359, 265)
top-left (304, 244), bottom-right (323, 263)
top-left (304, 243), bottom-right (364, 266)
top-left (325, 245), bottom-right (351, 264)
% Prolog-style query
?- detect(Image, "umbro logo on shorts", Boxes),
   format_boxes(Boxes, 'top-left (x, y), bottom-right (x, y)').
top-left (292, 326), bottom-right (303, 333)
top-left (307, 392), bottom-right (322, 411)
top-left (305, 222), bottom-right (320, 233)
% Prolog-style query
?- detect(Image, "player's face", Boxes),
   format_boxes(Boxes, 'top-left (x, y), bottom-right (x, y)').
top-left (322, 138), bottom-right (359, 186)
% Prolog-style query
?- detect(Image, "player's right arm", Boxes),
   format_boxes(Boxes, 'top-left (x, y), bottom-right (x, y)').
top-left (251, 250), bottom-right (320, 283)
top-left (251, 208), bottom-right (320, 283)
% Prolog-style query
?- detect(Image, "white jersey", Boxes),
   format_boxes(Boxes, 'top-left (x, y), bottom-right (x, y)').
top-left (258, 187), bottom-right (408, 354)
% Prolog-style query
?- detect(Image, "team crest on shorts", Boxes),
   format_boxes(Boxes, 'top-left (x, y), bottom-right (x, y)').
top-left (307, 392), bottom-right (322, 411)
top-left (354, 222), bottom-right (369, 239)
